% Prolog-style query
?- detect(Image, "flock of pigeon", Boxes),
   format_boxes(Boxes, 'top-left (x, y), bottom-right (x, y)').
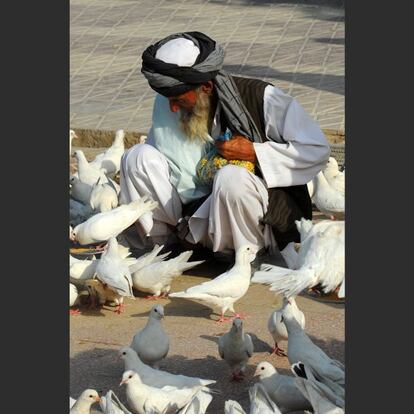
top-left (69, 129), bottom-right (345, 413)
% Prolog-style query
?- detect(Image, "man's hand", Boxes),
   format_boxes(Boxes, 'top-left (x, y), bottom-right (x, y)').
top-left (215, 135), bottom-right (257, 163)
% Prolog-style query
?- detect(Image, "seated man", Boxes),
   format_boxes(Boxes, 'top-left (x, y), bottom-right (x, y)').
top-left (119, 32), bottom-right (330, 266)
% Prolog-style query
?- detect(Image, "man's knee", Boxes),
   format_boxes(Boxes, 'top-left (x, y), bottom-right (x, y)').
top-left (122, 143), bottom-right (164, 171)
top-left (214, 165), bottom-right (253, 202)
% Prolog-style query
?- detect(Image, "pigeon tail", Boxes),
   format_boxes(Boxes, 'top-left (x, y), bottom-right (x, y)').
top-left (252, 266), bottom-right (315, 298)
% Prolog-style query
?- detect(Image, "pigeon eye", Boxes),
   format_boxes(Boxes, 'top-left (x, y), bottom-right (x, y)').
top-left (122, 352), bottom-right (126, 355)
top-left (129, 375), bottom-right (132, 378)
top-left (261, 367), bottom-right (264, 370)
top-left (89, 395), bottom-right (93, 398)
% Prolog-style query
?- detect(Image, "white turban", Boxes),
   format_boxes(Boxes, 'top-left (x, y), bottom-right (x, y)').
top-left (155, 38), bottom-right (200, 67)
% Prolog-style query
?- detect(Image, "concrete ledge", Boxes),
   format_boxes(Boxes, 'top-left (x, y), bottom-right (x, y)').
top-left (70, 127), bottom-right (345, 148)
top-left (71, 128), bottom-right (147, 149)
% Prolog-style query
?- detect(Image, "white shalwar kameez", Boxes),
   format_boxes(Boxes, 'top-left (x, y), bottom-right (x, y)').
top-left (119, 85), bottom-right (330, 256)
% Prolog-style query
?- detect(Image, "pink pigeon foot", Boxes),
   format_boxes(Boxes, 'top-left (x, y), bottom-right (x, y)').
top-left (145, 295), bottom-right (163, 300)
top-left (69, 309), bottom-right (81, 315)
top-left (231, 312), bottom-right (248, 320)
top-left (216, 312), bottom-right (232, 323)
top-left (271, 344), bottom-right (287, 357)
top-left (115, 303), bottom-right (126, 314)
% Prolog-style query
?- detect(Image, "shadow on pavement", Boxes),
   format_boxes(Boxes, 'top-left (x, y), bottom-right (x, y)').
top-left (224, 64), bottom-right (344, 96)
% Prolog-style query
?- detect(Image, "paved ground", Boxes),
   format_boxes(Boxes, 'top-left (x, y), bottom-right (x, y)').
top-left (70, 146), bottom-right (345, 412)
top-left (70, 270), bottom-right (345, 413)
top-left (70, 0), bottom-right (344, 134)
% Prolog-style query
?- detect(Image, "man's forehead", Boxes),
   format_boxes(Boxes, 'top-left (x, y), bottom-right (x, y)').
top-left (169, 89), bottom-right (198, 100)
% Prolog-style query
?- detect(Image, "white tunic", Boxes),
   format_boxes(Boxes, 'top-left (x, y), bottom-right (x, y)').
top-left (119, 85), bottom-right (330, 254)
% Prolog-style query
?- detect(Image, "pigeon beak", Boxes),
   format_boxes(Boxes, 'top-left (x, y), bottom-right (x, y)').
top-left (94, 396), bottom-right (101, 402)
top-left (119, 380), bottom-right (126, 386)
top-left (74, 133), bottom-right (79, 139)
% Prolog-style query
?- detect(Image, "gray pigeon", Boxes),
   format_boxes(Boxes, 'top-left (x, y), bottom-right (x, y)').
top-left (70, 389), bottom-right (100, 414)
top-left (131, 304), bottom-right (170, 368)
top-left (291, 361), bottom-right (345, 413)
top-left (218, 318), bottom-right (254, 381)
top-left (254, 361), bottom-right (312, 413)
top-left (282, 302), bottom-right (345, 403)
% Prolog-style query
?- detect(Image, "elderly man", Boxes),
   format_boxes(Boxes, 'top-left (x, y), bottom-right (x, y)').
top-left (119, 32), bottom-right (330, 266)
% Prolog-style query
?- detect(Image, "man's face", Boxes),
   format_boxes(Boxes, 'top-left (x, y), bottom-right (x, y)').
top-left (168, 90), bottom-right (198, 113)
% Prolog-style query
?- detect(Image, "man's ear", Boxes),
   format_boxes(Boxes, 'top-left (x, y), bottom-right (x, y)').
top-left (200, 80), bottom-right (214, 94)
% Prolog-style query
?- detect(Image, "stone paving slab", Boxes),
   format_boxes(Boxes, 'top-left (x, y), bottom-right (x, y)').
top-left (70, 0), bottom-right (344, 134)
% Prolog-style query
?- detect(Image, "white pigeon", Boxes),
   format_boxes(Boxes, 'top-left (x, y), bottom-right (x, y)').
top-left (295, 217), bottom-right (315, 242)
top-left (131, 304), bottom-right (170, 368)
top-left (120, 370), bottom-right (204, 414)
top-left (337, 278), bottom-right (345, 299)
top-left (131, 250), bottom-right (204, 299)
top-left (268, 296), bottom-right (305, 357)
top-left (307, 179), bottom-right (315, 199)
top-left (94, 237), bottom-right (134, 313)
top-left (119, 347), bottom-right (216, 389)
top-left (99, 390), bottom-right (132, 414)
top-left (70, 255), bottom-right (98, 280)
top-left (70, 175), bottom-right (93, 205)
top-left (70, 283), bottom-right (79, 307)
top-left (72, 196), bottom-right (158, 245)
top-left (70, 389), bottom-right (100, 414)
top-left (312, 171), bottom-right (345, 219)
top-left (119, 348), bottom-right (215, 414)
top-left (70, 397), bottom-right (76, 409)
top-left (224, 400), bottom-right (246, 414)
top-left (291, 362), bottom-right (345, 414)
top-left (282, 303), bottom-right (345, 404)
top-left (128, 244), bottom-right (171, 274)
top-left (249, 383), bottom-right (283, 414)
top-left (323, 157), bottom-right (345, 196)
top-left (280, 242), bottom-right (299, 270)
top-left (218, 317), bottom-right (254, 381)
top-left (252, 221), bottom-right (344, 298)
top-left (70, 283), bottom-right (89, 314)
top-left (169, 245), bottom-right (254, 322)
top-left (89, 129), bottom-right (125, 177)
top-left (224, 383), bottom-right (283, 414)
top-left (254, 361), bottom-right (313, 413)
top-left (74, 149), bottom-right (109, 186)
top-left (295, 218), bottom-right (341, 246)
top-left (69, 129), bottom-right (78, 157)
top-left (89, 175), bottom-right (119, 213)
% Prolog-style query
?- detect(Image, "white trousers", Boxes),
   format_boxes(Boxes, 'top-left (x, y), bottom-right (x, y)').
top-left (119, 144), bottom-right (277, 255)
